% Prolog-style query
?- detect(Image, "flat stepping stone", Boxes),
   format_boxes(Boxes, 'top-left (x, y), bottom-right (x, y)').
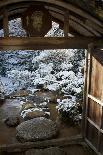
top-left (25, 147), bottom-right (66, 155)
top-left (16, 117), bottom-right (58, 142)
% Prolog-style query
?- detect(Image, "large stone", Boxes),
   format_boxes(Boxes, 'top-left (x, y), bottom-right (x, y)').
top-left (4, 116), bottom-right (20, 127)
top-left (25, 147), bottom-right (66, 155)
top-left (24, 110), bottom-right (46, 120)
top-left (16, 117), bottom-right (58, 142)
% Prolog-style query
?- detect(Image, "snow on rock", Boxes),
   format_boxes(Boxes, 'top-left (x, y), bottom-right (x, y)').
top-left (0, 76), bottom-right (15, 95)
top-left (21, 107), bottom-right (43, 118)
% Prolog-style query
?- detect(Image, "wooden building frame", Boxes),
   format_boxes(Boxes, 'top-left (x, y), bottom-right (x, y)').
top-left (0, 0), bottom-right (103, 154)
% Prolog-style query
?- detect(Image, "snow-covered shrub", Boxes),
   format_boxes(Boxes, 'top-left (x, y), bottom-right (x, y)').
top-left (9, 18), bottom-right (26, 37)
top-left (57, 98), bottom-right (82, 124)
top-left (60, 62), bottom-right (73, 71)
top-left (6, 70), bottom-right (36, 92)
top-left (37, 49), bottom-right (74, 71)
top-left (69, 49), bottom-right (85, 74)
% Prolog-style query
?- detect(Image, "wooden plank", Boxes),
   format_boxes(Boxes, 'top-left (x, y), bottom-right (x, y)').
top-left (3, 8), bottom-right (9, 37)
top-left (0, 135), bottom-right (83, 153)
top-left (90, 55), bottom-right (103, 100)
top-left (88, 95), bottom-right (103, 106)
top-left (0, 37), bottom-right (102, 50)
top-left (70, 15), bottom-right (102, 37)
top-left (90, 49), bottom-right (103, 152)
top-left (84, 44), bottom-right (94, 139)
top-left (86, 46), bottom-right (103, 154)
top-left (89, 48), bottom-right (103, 152)
top-left (87, 118), bottom-right (103, 134)
top-left (88, 43), bottom-right (94, 94)
top-left (87, 44), bottom-right (94, 123)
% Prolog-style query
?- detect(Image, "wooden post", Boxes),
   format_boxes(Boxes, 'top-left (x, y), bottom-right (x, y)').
top-left (86, 43), bottom-right (93, 130)
top-left (3, 8), bottom-right (9, 37)
top-left (88, 43), bottom-right (94, 98)
top-left (82, 49), bottom-right (89, 139)
top-left (64, 11), bottom-right (69, 38)
top-left (83, 43), bottom-right (94, 139)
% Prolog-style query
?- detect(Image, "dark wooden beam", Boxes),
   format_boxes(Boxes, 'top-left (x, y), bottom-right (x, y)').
top-left (64, 11), bottom-right (69, 37)
top-left (0, 37), bottom-right (102, 50)
top-left (3, 8), bottom-right (9, 37)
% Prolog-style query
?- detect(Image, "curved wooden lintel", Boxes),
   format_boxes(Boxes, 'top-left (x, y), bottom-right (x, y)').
top-left (0, 0), bottom-right (102, 28)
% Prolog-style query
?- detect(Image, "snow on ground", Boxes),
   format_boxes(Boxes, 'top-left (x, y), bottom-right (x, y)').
top-left (0, 76), bottom-right (15, 95)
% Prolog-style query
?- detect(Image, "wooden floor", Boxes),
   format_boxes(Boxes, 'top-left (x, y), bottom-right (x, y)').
top-left (0, 137), bottom-right (97, 155)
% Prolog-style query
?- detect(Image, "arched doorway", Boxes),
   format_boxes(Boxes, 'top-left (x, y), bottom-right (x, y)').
top-left (0, 0), bottom-right (103, 154)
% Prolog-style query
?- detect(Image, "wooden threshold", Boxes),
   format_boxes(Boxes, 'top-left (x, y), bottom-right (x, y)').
top-left (0, 37), bottom-right (102, 50)
top-left (0, 135), bottom-right (83, 153)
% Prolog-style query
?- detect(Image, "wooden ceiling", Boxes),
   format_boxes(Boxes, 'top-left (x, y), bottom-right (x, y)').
top-left (0, 0), bottom-right (103, 37)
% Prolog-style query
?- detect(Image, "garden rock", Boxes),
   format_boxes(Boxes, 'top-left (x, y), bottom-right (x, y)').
top-left (11, 90), bottom-right (29, 97)
top-left (24, 110), bottom-right (46, 120)
top-left (25, 147), bottom-right (66, 155)
top-left (21, 102), bottom-right (36, 111)
top-left (16, 117), bottom-right (58, 142)
top-left (4, 116), bottom-right (20, 127)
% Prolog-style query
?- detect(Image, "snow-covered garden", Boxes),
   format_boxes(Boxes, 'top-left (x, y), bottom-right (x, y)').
top-left (0, 18), bottom-right (85, 124)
